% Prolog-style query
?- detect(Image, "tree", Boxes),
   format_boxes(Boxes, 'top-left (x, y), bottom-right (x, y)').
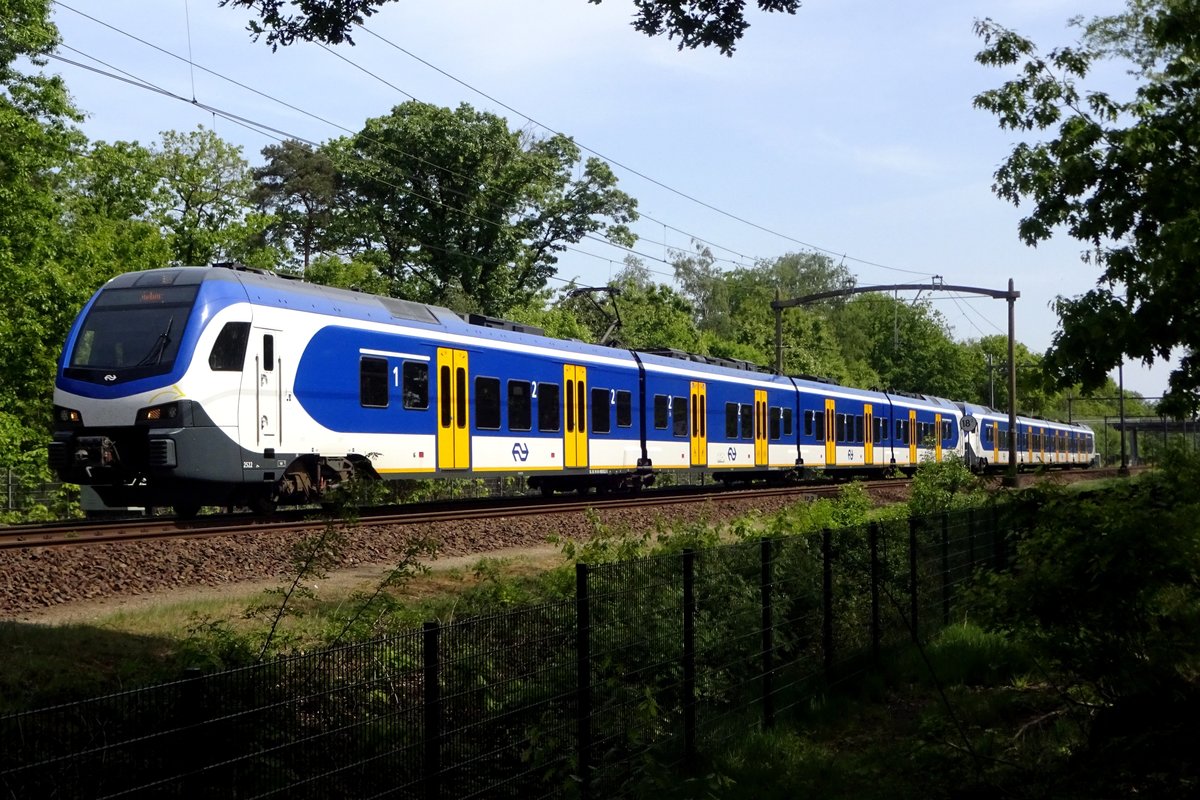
top-left (973, 1), bottom-right (1200, 414)
top-left (57, 139), bottom-right (173, 289)
top-left (672, 246), bottom-right (858, 380)
top-left (0, 0), bottom-right (88, 462)
top-left (835, 294), bottom-right (975, 400)
top-left (327, 101), bottom-right (637, 315)
top-left (151, 126), bottom-right (276, 266)
top-left (251, 139), bottom-right (339, 271)
top-left (218, 0), bottom-right (800, 56)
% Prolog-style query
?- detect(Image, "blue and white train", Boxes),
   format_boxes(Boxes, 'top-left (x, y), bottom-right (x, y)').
top-left (48, 265), bottom-right (1097, 516)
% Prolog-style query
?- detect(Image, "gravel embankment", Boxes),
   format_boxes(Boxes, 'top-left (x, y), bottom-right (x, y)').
top-left (2, 491), bottom-right (871, 620)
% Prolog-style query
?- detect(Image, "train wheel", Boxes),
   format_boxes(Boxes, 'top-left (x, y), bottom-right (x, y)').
top-left (173, 501), bottom-right (201, 519)
top-left (250, 493), bottom-right (278, 515)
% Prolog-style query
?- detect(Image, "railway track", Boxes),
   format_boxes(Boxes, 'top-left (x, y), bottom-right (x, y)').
top-left (0, 480), bottom-right (886, 551)
top-left (0, 466), bottom-right (1130, 552)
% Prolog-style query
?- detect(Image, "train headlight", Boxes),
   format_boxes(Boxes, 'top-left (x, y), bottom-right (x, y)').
top-left (136, 402), bottom-right (181, 424)
top-left (54, 406), bottom-right (83, 427)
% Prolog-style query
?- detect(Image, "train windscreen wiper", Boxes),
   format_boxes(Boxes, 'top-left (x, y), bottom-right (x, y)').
top-left (135, 316), bottom-right (174, 367)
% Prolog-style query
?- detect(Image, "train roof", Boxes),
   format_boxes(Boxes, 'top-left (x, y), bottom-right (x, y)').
top-left (958, 401), bottom-right (1093, 431)
top-left (109, 268), bottom-right (986, 409)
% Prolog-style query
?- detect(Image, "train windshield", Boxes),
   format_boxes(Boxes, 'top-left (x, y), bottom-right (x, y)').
top-left (66, 285), bottom-right (200, 381)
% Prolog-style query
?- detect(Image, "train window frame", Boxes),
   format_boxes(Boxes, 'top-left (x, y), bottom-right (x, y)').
top-left (538, 382), bottom-right (561, 432)
top-left (739, 403), bottom-right (753, 440)
top-left (208, 321), bottom-right (251, 371)
top-left (782, 408), bottom-right (793, 437)
top-left (942, 419), bottom-right (952, 441)
top-left (263, 335), bottom-right (275, 371)
top-left (475, 376), bottom-right (502, 430)
top-left (654, 395), bottom-right (670, 430)
top-left (725, 403), bottom-right (739, 438)
top-left (804, 409), bottom-right (816, 438)
top-left (591, 387), bottom-right (611, 434)
top-left (616, 390), bottom-right (632, 427)
top-left (836, 413), bottom-right (847, 443)
top-left (403, 362), bottom-right (429, 410)
top-left (769, 406), bottom-right (782, 440)
top-left (855, 415), bottom-right (864, 443)
top-left (508, 380), bottom-right (532, 431)
top-left (671, 396), bottom-right (689, 437)
top-left (895, 419), bottom-right (904, 441)
top-left (359, 356), bottom-right (389, 408)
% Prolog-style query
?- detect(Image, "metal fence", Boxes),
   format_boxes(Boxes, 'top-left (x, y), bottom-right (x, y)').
top-left (0, 506), bottom-right (1017, 799)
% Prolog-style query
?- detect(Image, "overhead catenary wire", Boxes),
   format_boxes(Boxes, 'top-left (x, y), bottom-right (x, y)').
top-left (51, 0), bottom-right (756, 278)
top-left (353, 21), bottom-right (937, 279)
top-left (48, 49), bottom-right (687, 292)
top-left (54, 0), bottom-right (937, 286)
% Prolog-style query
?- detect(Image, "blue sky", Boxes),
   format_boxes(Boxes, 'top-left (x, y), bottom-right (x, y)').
top-left (47, 0), bottom-right (1171, 397)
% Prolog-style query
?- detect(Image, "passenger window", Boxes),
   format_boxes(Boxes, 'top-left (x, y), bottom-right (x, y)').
top-left (208, 321), bottom-right (250, 371)
top-left (671, 396), bottom-right (689, 437)
top-left (475, 377), bottom-right (501, 430)
top-left (804, 410), bottom-right (815, 437)
top-left (726, 403), bottom-right (739, 438)
top-left (769, 407), bottom-right (781, 440)
top-left (836, 414), bottom-right (847, 443)
top-left (783, 408), bottom-right (793, 437)
top-left (359, 357), bottom-right (388, 408)
top-left (855, 415), bottom-right (864, 443)
top-left (740, 403), bottom-right (753, 439)
top-left (815, 411), bottom-right (825, 442)
top-left (591, 387), bottom-right (611, 433)
top-left (508, 380), bottom-right (531, 431)
top-left (616, 390), bottom-right (632, 427)
top-left (895, 419), bottom-right (904, 441)
top-left (538, 383), bottom-right (560, 432)
top-left (654, 395), bottom-right (670, 429)
top-left (403, 362), bottom-right (429, 410)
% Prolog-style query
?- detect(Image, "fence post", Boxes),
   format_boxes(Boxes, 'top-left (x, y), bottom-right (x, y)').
top-left (821, 529), bottom-right (834, 677)
top-left (940, 513), bottom-right (950, 627)
top-left (908, 516), bottom-right (919, 643)
top-left (682, 549), bottom-right (696, 767)
top-left (992, 504), bottom-right (1006, 571)
top-left (967, 508), bottom-right (976, 571)
top-left (576, 564), bottom-right (592, 799)
top-left (869, 522), bottom-right (881, 666)
top-left (422, 621), bottom-right (441, 800)
top-left (760, 538), bottom-right (775, 729)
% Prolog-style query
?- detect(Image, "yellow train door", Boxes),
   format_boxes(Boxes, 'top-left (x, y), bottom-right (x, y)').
top-left (908, 409), bottom-right (918, 464)
top-left (690, 381), bottom-right (708, 467)
top-left (934, 413), bottom-right (943, 462)
top-left (993, 421), bottom-right (1000, 464)
top-left (864, 404), bottom-right (874, 465)
top-left (824, 398), bottom-right (836, 466)
top-left (754, 390), bottom-right (768, 467)
top-left (564, 364), bottom-right (588, 468)
top-left (436, 348), bottom-right (470, 470)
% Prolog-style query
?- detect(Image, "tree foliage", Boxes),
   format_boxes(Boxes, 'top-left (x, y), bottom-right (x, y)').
top-left (0, 0), bottom-right (87, 455)
top-left (973, 2), bottom-right (1200, 414)
top-left (252, 139), bottom-right (338, 271)
top-left (151, 127), bottom-right (275, 267)
top-left (217, 0), bottom-right (800, 56)
top-left (325, 101), bottom-right (637, 315)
